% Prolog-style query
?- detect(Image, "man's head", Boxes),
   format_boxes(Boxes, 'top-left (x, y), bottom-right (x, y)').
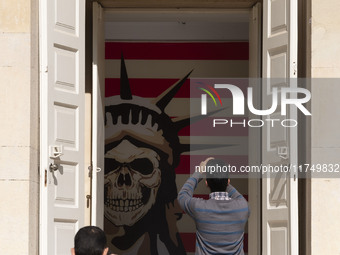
top-left (71, 226), bottom-right (108, 255)
top-left (205, 159), bottom-right (230, 193)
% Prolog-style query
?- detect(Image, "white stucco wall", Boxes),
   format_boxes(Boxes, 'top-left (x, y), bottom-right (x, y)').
top-left (311, 0), bottom-right (340, 254)
top-left (0, 0), bottom-right (39, 254)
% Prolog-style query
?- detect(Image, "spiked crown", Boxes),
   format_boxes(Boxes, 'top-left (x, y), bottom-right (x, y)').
top-left (105, 56), bottom-right (192, 167)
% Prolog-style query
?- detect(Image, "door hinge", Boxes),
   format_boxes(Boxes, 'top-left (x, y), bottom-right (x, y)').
top-left (293, 61), bottom-right (297, 76)
top-left (88, 163), bottom-right (102, 177)
top-left (44, 169), bottom-right (47, 187)
top-left (88, 163), bottom-right (93, 178)
top-left (98, 4), bottom-right (102, 20)
top-left (252, 5), bottom-right (258, 22)
top-left (86, 195), bottom-right (92, 208)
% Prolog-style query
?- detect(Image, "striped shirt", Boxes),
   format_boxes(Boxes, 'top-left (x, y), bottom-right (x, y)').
top-left (178, 173), bottom-right (250, 255)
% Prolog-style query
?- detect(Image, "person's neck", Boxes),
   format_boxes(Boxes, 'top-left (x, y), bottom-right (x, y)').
top-left (210, 189), bottom-right (227, 193)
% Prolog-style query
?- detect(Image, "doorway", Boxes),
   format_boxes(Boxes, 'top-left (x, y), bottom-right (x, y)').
top-left (39, 1), bottom-right (300, 254)
top-left (95, 7), bottom-right (259, 255)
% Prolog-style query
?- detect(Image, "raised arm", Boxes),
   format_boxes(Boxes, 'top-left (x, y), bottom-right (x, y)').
top-left (177, 172), bottom-right (201, 216)
top-left (227, 183), bottom-right (244, 199)
top-left (177, 158), bottom-right (212, 215)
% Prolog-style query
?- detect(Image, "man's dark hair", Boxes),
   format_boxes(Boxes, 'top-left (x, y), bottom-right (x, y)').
top-left (74, 226), bottom-right (107, 255)
top-left (205, 159), bottom-right (229, 193)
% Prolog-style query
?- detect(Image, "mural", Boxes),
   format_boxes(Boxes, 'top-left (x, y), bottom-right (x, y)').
top-left (103, 41), bottom-right (250, 254)
top-left (104, 56), bottom-right (191, 255)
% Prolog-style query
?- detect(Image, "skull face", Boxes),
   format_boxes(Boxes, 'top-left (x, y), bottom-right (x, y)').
top-left (104, 140), bottom-right (161, 226)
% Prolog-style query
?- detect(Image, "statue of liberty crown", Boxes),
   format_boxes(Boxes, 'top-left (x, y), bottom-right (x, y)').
top-left (105, 56), bottom-right (193, 167)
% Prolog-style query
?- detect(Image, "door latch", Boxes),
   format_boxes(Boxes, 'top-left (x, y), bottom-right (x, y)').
top-left (278, 146), bottom-right (289, 159)
top-left (49, 145), bottom-right (63, 159)
top-left (49, 163), bottom-right (59, 172)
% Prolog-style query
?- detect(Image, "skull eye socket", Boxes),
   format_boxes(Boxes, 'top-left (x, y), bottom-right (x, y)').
top-left (104, 158), bottom-right (121, 174)
top-left (129, 158), bottom-right (154, 175)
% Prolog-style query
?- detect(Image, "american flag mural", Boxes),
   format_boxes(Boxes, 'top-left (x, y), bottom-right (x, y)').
top-left (105, 41), bottom-right (249, 254)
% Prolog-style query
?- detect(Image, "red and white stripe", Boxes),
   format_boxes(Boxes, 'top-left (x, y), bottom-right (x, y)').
top-left (105, 41), bottom-right (249, 254)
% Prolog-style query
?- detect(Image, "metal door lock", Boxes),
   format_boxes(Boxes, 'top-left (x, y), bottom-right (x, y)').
top-left (49, 163), bottom-right (59, 172)
top-left (49, 145), bottom-right (63, 159)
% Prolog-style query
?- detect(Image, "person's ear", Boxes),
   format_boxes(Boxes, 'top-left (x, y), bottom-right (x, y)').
top-left (205, 180), bottom-right (208, 187)
top-left (71, 248), bottom-right (75, 255)
top-left (103, 247), bottom-right (109, 255)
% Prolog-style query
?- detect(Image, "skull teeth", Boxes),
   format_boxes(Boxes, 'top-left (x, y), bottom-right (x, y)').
top-left (110, 191), bottom-right (142, 200)
top-left (105, 198), bottom-right (143, 212)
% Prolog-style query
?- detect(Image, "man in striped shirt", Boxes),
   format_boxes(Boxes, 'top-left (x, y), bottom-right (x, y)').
top-left (178, 158), bottom-right (249, 255)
